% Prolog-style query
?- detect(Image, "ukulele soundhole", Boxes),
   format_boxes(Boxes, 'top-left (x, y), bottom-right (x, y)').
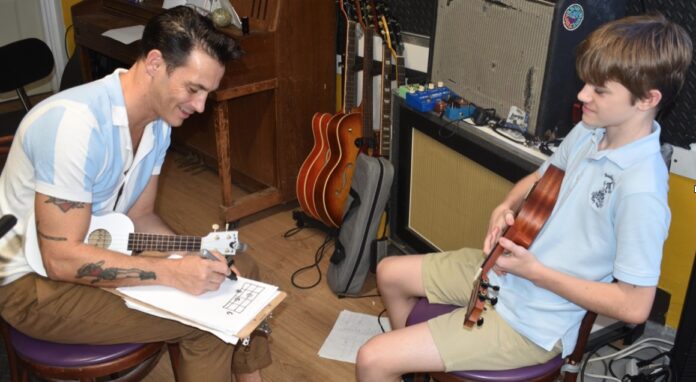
top-left (87, 229), bottom-right (112, 249)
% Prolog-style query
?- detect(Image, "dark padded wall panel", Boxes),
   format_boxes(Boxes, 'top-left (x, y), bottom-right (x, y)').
top-left (626, 0), bottom-right (696, 148)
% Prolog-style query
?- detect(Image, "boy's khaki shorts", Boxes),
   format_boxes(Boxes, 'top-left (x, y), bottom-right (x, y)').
top-left (422, 247), bottom-right (560, 371)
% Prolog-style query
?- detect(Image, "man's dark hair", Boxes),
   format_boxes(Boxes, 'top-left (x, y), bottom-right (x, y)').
top-left (140, 6), bottom-right (241, 71)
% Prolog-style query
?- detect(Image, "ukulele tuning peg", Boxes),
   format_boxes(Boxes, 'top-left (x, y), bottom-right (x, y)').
top-left (489, 296), bottom-right (498, 306)
top-left (491, 284), bottom-right (500, 291)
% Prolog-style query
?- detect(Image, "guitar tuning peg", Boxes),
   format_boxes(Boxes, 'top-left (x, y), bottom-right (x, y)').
top-left (489, 296), bottom-right (498, 306)
top-left (212, 224), bottom-right (219, 232)
top-left (477, 317), bottom-right (484, 326)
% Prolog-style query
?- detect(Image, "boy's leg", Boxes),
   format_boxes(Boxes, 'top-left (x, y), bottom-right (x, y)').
top-left (356, 321), bottom-right (444, 382)
top-left (376, 255), bottom-right (427, 329)
top-left (0, 274), bottom-right (234, 382)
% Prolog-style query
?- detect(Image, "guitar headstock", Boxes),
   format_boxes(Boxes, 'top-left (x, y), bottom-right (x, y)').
top-left (201, 229), bottom-right (240, 256)
top-left (353, 0), bottom-right (369, 31)
top-left (340, 0), bottom-right (358, 23)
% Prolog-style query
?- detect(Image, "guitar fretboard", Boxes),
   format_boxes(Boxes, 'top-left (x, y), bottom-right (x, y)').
top-left (344, 21), bottom-right (359, 112)
top-left (128, 233), bottom-right (202, 252)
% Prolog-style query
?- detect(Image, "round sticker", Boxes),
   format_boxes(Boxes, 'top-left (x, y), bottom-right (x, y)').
top-left (563, 4), bottom-right (584, 31)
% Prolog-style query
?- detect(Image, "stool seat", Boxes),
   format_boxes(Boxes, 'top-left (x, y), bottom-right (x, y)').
top-left (9, 326), bottom-right (147, 367)
top-left (406, 298), bottom-right (562, 382)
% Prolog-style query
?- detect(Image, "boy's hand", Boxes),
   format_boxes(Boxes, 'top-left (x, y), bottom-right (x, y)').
top-left (494, 237), bottom-right (543, 282)
top-left (483, 205), bottom-right (516, 254)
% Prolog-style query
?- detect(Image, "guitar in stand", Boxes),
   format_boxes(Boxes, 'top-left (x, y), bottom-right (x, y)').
top-left (312, 0), bottom-right (375, 228)
top-left (464, 165), bottom-right (564, 328)
top-left (297, 0), bottom-right (362, 229)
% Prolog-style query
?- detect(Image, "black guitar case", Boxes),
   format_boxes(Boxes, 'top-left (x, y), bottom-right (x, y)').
top-left (327, 153), bottom-right (394, 296)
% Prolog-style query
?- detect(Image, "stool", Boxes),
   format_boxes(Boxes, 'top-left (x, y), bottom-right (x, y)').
top-left (1, 317), bottom-right (179, 382)
top-left (405, 297), bottom-right (596, 382)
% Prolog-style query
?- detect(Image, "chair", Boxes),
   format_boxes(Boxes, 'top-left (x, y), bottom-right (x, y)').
top-left (406, 297), bottom-right (597, 382)
top-left (0, 317), bottom-right (180, 382)
top-left (0, 38), bottom-right (55, 156)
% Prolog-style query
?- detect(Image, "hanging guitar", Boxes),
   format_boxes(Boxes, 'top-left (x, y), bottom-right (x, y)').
top-left (24, 212), bottom-right (242, 277)
top-left (464, 165), bottom-right (565, 328)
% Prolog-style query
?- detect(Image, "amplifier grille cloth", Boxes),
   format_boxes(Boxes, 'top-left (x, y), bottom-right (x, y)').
top-left (431, 0), bottom-right (555, 135)
top-left (408, 130), bottom-right (512, 251)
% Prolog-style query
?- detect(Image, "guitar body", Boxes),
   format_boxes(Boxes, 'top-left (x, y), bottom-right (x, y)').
top-left (464, 165), bottom-right (565, 328)
top-left (313, 112), bottom-right (363, 227)
top-left (296, 112), bottom-right (333, 220)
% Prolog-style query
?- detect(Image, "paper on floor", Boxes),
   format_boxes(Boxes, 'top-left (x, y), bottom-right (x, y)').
top-left (318, 310), bottom-right (391, 363)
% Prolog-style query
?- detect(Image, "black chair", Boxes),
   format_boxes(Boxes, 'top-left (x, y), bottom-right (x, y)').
top-left (0, 38), bottom-right (55, 156)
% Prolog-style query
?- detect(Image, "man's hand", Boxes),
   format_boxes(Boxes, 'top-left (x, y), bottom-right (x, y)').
top-left (168, 252), bottom-right (232, 295)
top-left (483, 205), bottom-right (516, 254)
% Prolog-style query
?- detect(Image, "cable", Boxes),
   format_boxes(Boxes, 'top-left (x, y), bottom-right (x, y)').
top-left (63, 24), bottom-right (73, 58)
top-left (377, 308), bottom-right (387, 333)
top-left (586, 338), bottom-right (674, 363)
top-left (290, 234), bottom-right (333, 289)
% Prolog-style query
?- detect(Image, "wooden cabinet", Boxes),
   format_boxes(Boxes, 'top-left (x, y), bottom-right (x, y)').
top-left (72, 0), bottom-right (337, 222)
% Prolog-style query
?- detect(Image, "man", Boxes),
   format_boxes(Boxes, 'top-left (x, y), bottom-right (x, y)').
top-left (0, 6), bottom-right (270, 381)
top-left (356, 13), bottom-right (692, 381)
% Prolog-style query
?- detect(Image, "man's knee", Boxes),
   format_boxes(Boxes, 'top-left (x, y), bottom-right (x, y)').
top-left (233, 252), bottom-right (260, 279)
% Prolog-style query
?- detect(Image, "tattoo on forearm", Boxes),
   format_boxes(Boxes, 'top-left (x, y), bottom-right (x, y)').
top-left (45, 197), bottom-right (85, 213)
top-left (76, 261), bottom-right (156, 284)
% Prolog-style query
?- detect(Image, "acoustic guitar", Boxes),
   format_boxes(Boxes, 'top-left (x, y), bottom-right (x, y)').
top-left (24, 212), bottom-right (242, 277)
top-left (464, 165), bottom-right (565, 328)
top-left (298, 0), bottom-right (361, 225)
top-left (312, 0), bottom-right (375, 228)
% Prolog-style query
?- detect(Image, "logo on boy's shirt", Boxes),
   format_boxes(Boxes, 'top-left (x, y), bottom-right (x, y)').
top-left (591, 173), bottom-right (615, 208)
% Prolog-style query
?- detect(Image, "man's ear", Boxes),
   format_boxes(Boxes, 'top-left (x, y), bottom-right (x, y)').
top-left (144, 49), bottom-right (164, 77)
top-left (637, 89), bottom-right (662, 111)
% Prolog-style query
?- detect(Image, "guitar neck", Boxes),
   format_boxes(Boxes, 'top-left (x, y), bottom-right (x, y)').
top-left (395, 54), bottom-right (405, 87)
top-left (344, 21), bottom-right (359, 112)
top-left (361, 26), bottom-right (374, 139)
top-left (379, 47), bottom-right (392, 158)
top-left (128, 233), bottom-right (202, 253)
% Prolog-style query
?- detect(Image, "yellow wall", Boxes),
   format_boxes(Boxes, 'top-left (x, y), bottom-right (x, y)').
top-left (61, 0), bottom-right (82, 56)
top-left (659, 173), bottom-right (696, 328)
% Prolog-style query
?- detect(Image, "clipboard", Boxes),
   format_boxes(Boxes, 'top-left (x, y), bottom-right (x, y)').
top-left (108, 288), bottom-right (286, 344)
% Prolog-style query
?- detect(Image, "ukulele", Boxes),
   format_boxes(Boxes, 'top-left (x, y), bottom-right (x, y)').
top-left (24, 212), bottom-right (242, 277)
top-left (464, 165), bottom-right (565, 328)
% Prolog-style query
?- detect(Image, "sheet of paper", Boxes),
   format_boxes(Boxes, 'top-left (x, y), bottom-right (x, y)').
top-left (124, 299), bottom-right (239, 344)
top-left (117, 277), bottom-right (278, 340)
top-left (318, 310), bottom-right (391, 363)
top-left (101, 25), bottom-right (145, 45)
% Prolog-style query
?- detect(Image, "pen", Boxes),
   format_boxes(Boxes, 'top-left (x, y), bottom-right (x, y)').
top-left (201, 249), bottom-right (237, 281)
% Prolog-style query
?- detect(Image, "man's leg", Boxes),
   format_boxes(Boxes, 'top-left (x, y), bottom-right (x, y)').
top-left (376, 255), bottom-right (427, 329)
top-left (231, 252), bottom-right (272, 381)
top-left (0, 274), bottom-right (234, 382)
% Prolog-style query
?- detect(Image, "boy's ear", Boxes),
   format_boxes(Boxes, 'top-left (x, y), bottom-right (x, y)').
top-left (637, 89), bottom-right (662, 111)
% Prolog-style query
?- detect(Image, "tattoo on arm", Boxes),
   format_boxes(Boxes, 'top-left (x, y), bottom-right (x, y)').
top-left (45, 197), bottom-right (86, 213)
top-left (36, 220), bottom-right (67, 242)
top-left (76, 261), bottom-right (156, 284)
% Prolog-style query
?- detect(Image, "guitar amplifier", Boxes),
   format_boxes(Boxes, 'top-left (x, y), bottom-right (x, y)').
top-left (429, 0), bottom-right (625, 138)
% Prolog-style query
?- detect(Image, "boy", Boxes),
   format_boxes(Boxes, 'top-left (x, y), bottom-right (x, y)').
top-left (356, 13), bottom-right (692, 381)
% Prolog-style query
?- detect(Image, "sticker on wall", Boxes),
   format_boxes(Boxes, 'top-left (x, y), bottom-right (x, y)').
top-left (563, 4), bottom-right (584, 31)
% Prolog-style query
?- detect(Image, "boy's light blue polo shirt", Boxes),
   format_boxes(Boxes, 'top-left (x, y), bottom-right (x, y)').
top-left (489, 121), bottom-right (670, 357)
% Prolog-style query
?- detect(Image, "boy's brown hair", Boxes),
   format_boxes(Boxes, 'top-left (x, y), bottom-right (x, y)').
top-left (576, 13), bottom-right (693, 108)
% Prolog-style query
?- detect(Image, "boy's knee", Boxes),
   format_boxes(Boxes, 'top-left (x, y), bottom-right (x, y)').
top-left (356, 338), bottom-right (383, 372)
